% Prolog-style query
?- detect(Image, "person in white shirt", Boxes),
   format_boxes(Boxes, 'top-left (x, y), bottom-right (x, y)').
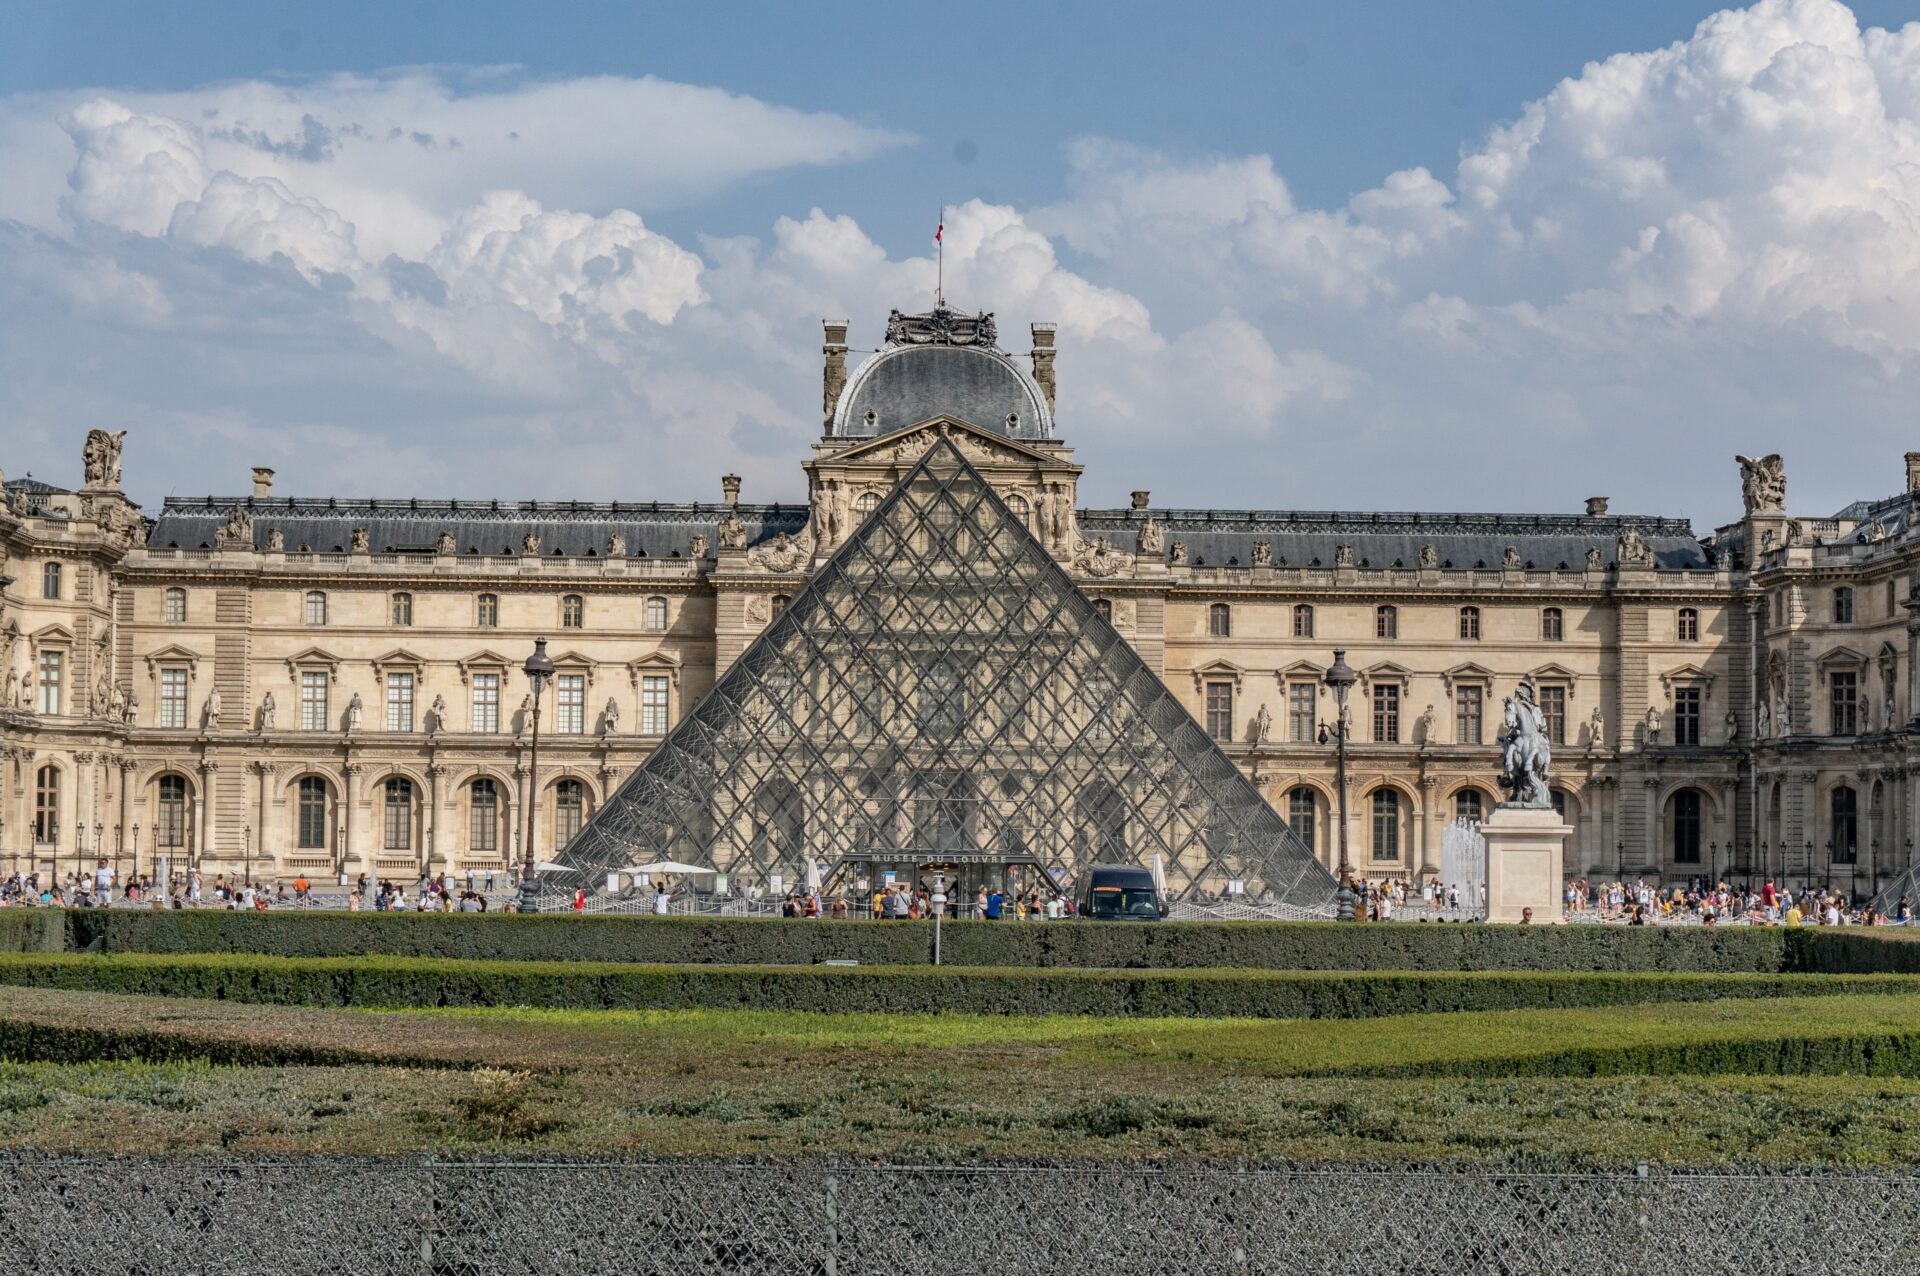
top-left (653, 885), bottom-right (672, 916)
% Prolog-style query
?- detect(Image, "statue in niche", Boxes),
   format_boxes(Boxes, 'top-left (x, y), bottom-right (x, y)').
top-left (717, 509), bottom-right (747, 551)
top-left (1251, 540), bottom-right (1273, 567)
top-left (426, 694), bottom-right (447, 735)
top-left (95, 674), bottom-right (110, 716)
top-left (601, 695), bottom-right (620, 736)
top-left (607, 532), bottom-right (626, 559)
top-left (1587, 705), bottom-right (1604, 749)
top-left (1756, 696), bottom-right (1771, 739)
top-left (1251, 703), bottom-right (1272, 744)
top-left (1643, 704), bottom-right (1661, 747)
top-left (1137, 515), bottom-right (1163, 555)
top-left (259, 692), bottom-right (277, 732)
top-left (345, 692), bottom-right (364, 733)
top-left (123, 688), bottom-right (138, 724)
top-left (1418, 543), bottom-right (1438, 569)
top-left (108, 681), bottom-right (126, 723)
top-left (203, 687), bottom-right (222, 730)
top-left (1724, 707), bottom-right (1739, 742)
top-left (514, 694), bottom-right (531, 738)
top-left (81, 429), bottom-right (125, 488)
top-left (690, 533), bottom-right (709, 560)
top-left (1735, 453), bottom-right (1786, 513)
top-left (350, 528), bottom-right (370, 554)
top-left (1417, 703), bottom-right (1437, 746)
top-left (266, 528), bottom-right (285, 551)
top-left (435, 531), bottom-right (456, 555)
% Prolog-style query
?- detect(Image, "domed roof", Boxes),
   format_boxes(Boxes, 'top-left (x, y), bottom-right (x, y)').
top-left (832, 307), bottom-right (1052, 440)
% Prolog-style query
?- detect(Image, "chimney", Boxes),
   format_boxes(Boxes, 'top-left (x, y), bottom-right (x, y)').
top-left (1030, 323), bottom-right (1057, 415)
top-left (822, 320), bottom-right (850, 431)
top-left (722, 474), bottom-right (742, 506)
top-left (1906, 452), bottom-right (1920, 493)
top-left (251, 467), bottom-right (275, 500)
top-left (1130, 490), bottom-right (1151, 510)
top-left (1585, 496), bottom-right (1609, 517)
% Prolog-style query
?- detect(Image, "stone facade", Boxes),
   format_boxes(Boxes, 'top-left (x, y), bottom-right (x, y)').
top-left (0, 308), bottom-right (1903, 894)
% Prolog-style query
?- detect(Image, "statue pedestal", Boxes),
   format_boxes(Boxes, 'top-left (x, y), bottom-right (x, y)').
top-left (1482, 805), bottom-right (1571, 924)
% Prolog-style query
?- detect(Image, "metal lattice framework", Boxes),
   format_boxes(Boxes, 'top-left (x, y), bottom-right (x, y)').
top-left (560, 434), bottom-right (1336, 908)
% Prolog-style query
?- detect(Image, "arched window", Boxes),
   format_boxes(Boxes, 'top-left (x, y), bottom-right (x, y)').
top-left (1371, 789), bottom-right (1401, 861)
top-left (1454, 788), bottom-right (1485, 824)
top-left (296, 777), bottom-right (328, 851)
top-left (41, 562), bottom-right (60, 599)
top-left (1286, 787), bottom-right (1317, 850)
top-left (1541, 607), bottom-right (1563, 641)
top-left (1459, 606), bottom-right (1481, 640)
top-left (1292, 604), bottom-right (1314, 639)
top-left (1005, 493), bottom-right (1030, 522)
top-left (157, 774), bottom-right (190, 849)
top-left (33, 766), bottom-right (59, 845)
top-left (476, 593), bottom-right (498, 627)
top-left (1549, 788), bottom-right (1568, 821)
top-left (1375, 605), bottom-right (1397, 639)
top-left (1677, 607), bottom-right (1699, 642)
top-left (771, 594), bottom-right (790, 618)
top-left (164, 588), bottom-right (187, 624)
top-left (1832, 786), bottom-right (1858, 864)
top-left (561, 594), bottom-right (585, 628)
top-left (1092, 599), bottom-right (1112, 622)
top-left (1671, 789), bottom-right (1702, 864)
top-left (1208, 603), bottom-right (1231, 637)
top-left (304, 591), bottom-right (328, 626)
top-left (645, 596), bottom-right (668, 631)
top-left (554, 778), bottom-right (586, 846)
top-left (855, 492), bottom-right (880, 518)
top-left (470, 779), bottom-right (499, 854)
top-left (390, 592), bottom-right (413, 626)
top-left (383, 778), bottom-right (413, 851)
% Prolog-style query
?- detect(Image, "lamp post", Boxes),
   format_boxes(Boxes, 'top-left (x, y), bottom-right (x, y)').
top-left (72, 824), bottom-right (84, 891)
top-left (519, 637), bottom-right (556, 913)
top-left (1317, 648), bottom-right (1359, 882)
top-left (1823, 840), bottom-right (1834, 895)
top-left (113, 824), bottom-right (123, 896)
top-left (243, 823), bottom-right (253, 888)
top-left (1708, 841), bottom-right (1717, 890)
top-left (130, 824), bottom-right (140, 888)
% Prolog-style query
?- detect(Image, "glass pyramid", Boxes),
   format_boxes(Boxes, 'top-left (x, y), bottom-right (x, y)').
top-left (559, 432), bottom-right (1337, 912)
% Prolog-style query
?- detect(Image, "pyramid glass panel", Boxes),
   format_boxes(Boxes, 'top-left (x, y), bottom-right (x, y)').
top-left (560, 433), bottom-right (1337, 913)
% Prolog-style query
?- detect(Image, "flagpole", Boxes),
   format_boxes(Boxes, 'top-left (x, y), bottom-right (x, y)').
top-left (936, 206), bottom-right (944, 307)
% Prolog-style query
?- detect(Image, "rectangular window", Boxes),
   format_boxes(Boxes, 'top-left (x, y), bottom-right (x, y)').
top-left (1674, 686), bottom-right (1703, 745)
top-left (1540, 684), bottom-right (1567, 746)
top-left (641, 675), bottom-right (670, 735)
top-left (385, 672), bottom-right (415, 733)
top-left (159, 668), bottom-right (189, 729)
top-left (1830, 672), bottom-right (1857, 736)
top-left (1455, 686), bottom-right (1483, 745)
top-left (471, 673), bottom-right (500, 734)
top-left (1287, 683), bottom-right (1316, 742)
top-left (35, 651), bottom-right (62, 716)
top-left (1541, 608), bottom-right (1563, 641)
top-left (476, 594), bottom-right (498, 627)
top-left (299, 671), bottom-right (329, 731)
top-left (556, 673), bottom-right (586, 734)
top-left (1372, 684), bottom-right (1400, 743)
top-left (1205, 682), bottom-right (1233, 742)
top-left (1834, 588), bottom-right (1853, 624)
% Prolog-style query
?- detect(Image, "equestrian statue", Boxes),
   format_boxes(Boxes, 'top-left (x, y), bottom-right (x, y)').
top-left (1499, 676), bottom-right (1554, 809)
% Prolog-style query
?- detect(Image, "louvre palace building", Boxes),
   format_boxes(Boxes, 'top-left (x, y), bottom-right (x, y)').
top-left (1, 301), bottom-right (1916, 904)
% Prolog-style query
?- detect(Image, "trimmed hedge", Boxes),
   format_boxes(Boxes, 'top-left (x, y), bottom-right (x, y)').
top-left (0, 952), bottom-right (1904, 1019)
top-left (59, 910), bottom-right (1800, 973)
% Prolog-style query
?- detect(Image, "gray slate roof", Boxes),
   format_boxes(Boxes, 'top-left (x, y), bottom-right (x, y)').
top-left (148, 497), bottom-right (809, 557)
top-left (1077, 508), bottom-right (1713, 571)
top-left (836, 344), bottom-right (1049, 440)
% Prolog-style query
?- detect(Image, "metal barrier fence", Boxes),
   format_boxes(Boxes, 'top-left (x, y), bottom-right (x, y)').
top-left (0, 1156), bottom-right (1914, 1275)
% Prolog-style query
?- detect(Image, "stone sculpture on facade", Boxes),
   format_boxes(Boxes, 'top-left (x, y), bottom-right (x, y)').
top-left (1643, 704), bottom-right (1662, 746)
top-left (521, 532), bottom-right (541, 556)
top-left (122, 689), bottom-right (137, 724)
top-left (345, 692), bottom-right (364, 733)
top-left (1072, 535), bottom-right (1128, 579)
top-left (81, 429), bottom-right (126, 488)
top-left (717, 509), bottom-right (747, 551)
top-left (426, 694), bottom-right (447, 735)
top-left (214, 505), bottom-right (253, 548)
top-left (350, 528), bottom-right (370, 553)
top-left (266, 528), bottom-right (285, 551)
top-left (1617, 526), bottom-right (1652, 566)
top-left (749, 530), bottom-right (815, 574)
top-left (1498, 676), bottom-right (1553, 808)
top-left (1735, 453), bottom-right (1787, 513)
top-left (258, 691), bottom-right (276, 732)
top-left (1251, 540), bottom-right (1273, 567)
top-left (1503, 546), bottom-right (1521, 569)
top-left (606, 533), bottom-right (626, 559)
top-left (1168, 541), bottom-right (1189, 566)
top-left (1334, 545), bottom-right (1355, 568)
top-left (884, 305), bottom-right (997, 348)
top-left (1137, 515), bottom-right (1163, 554)
top-left (1418, 543), bottom-right (1437, 569)
top-left (1251, 703), bottom-right (1272, 743)
top-left (1588, 705), bottom-right (1604, 748)
top-left (1586, 546), bottom-right (1603, 569)
top-left (690, 533), bottom-right (709, 560)
top-left (202, 687), bottom-right (222, 730)
top-left (514, 694), bottom-right (531, 737)
top-left (601, 696), bottom-right (620, 736)
top-left (1417, 703), bottom-right (1437, 746)
top-left (435, 531), bottom-right (456, 555)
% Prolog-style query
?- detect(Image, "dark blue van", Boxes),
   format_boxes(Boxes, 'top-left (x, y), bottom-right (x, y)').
top-left (1081, 865), bottom-right (1164, 921)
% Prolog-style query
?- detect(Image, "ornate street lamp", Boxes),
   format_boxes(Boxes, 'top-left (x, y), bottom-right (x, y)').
top-left (1317, 648), bottom-right (1359, 882)
top-left (243, 824), bottom-right (253, 888)
top-left (1708, 841), bottom-right (1717, 889)
top-left (519, 637), bottom-right (556, 913)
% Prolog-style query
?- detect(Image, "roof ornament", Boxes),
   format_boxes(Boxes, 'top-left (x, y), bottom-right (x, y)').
top-left (884, 305), bottom-right (997, 349)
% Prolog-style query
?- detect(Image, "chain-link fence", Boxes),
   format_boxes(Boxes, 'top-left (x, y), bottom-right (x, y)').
top-left (0, 1156), bottom-right (1914, 1275)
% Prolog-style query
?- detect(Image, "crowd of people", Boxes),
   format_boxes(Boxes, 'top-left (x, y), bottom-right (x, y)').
top-left (1337, 872), bottom-right (1899, 926)
top-left (772, 883), bottom-right (1071, 921)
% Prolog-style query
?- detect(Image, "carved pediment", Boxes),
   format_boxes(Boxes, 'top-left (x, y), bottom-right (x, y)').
top-left (456, 649), bottom-right (517, 685)
top-left (1815, 645), bottom-right (1869, 668)
top-left (1528, 662), bottom-right (1580, 685)
top-left (284, 646), bottom-right (343, 682)
top-left (1277, 659), bottom-right (1327, 681)
top-left (28, 623), bottom-right (75, 644)
top-left (547, 649), bottom-right (598, 685)
top-left (1658, 662), bottom-right (1716, 696)
top-left (823, 417), bottom-right (1069, 473)
top-left (143, 643), bottom-right (207, 678)
top-left (1361, 660), bottom-right (1414, 689)
top-left (628, 650), bottom-right (682, 689)
top-left (370, 647), bottom-right (430, 673)
top-left (1192, 658), bottom-right (1247, 692)
top-left (1441, 661), bottom-right (1496, 691)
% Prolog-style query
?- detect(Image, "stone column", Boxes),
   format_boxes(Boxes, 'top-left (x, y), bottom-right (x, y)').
top-left (514, 762), bottom-right (531, 877)
top-left (1643, 777), bottom-right (1661, 877)
top-left (426, 763), bottom-right (444, 878)
top-left (341, 761), bottom-right (362, 880)
top-left (252, 761), bottom-right (273, 883)
top-left (1416, 776), bottom-right (1440, 877)
top-left (194, 761), bottom-right (214, 870)
top-left (117, 758), bottom-right (134, 882)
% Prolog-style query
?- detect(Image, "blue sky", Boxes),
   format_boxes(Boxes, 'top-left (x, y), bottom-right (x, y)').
top-left (4, 0), bottom-right (1920, 523)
